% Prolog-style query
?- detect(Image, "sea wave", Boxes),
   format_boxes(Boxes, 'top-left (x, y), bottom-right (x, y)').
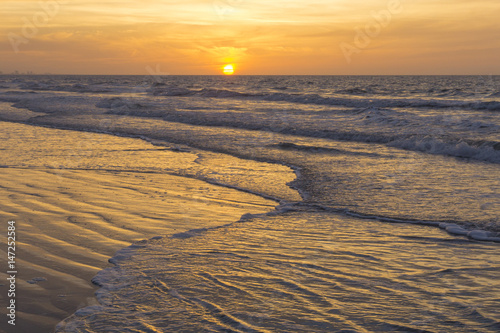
top-left (56, 211), bottom-right (500, 333)
top-left (388, 137), bottom-right (500, 163)
top-left (96, 97), bottom-right (500, 164)
top-left (145, 86), bottom-right (500, 111)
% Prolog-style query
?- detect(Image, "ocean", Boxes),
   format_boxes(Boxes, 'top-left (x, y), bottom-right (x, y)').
top-left (0, 75), bottom-right (499, 332)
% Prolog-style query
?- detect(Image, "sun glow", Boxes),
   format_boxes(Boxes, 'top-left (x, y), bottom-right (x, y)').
top-left (1, 1), bottom-right (497, 75)
top-left (223, 64), bottom-right (235, 75)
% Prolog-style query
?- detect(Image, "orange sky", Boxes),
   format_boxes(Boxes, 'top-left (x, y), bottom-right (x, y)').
top-left (1, 0), bottom-right (499, 75)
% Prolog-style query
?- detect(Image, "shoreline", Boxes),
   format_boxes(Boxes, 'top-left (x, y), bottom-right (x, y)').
top-left (0, 121), bottom-right (288, 333)
top-left (0, 74), bottom-right (498, 332)
top-left (7, 112), bottom-right (500, 237)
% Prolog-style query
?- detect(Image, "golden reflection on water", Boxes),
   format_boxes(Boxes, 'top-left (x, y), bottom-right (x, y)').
top-left (0, 121), bottom-right (292, 332)
top-left (63, 212), bottom-right (500, 332)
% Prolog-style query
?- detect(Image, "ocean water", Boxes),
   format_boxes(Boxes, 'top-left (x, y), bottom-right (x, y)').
top-left (0, 75), bottom-right (499, 332)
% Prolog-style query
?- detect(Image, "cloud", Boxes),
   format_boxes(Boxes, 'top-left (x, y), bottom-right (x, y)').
top-left (1, 0), bottom-right (499, 74)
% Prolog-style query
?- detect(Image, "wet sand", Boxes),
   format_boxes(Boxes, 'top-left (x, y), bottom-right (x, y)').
top-left (0, 122), bottom-right (287, 333)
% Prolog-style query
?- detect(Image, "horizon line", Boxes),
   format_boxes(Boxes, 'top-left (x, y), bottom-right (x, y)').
top-left (1, 73), bottom-right (499, 76)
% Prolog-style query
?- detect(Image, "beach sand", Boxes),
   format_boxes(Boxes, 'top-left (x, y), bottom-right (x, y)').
top-left (0, 122), bottom-right (287, 333)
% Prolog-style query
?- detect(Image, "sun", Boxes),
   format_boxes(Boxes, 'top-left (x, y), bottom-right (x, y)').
top-left (223, 64), bottom-right (234, 75)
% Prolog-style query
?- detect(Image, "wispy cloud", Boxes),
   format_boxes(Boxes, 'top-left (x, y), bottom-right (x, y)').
top-left (1, 0), bottom-right (499, 74)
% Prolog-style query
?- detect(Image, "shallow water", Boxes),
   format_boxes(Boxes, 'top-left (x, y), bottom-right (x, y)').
top-left (0, 75), bottom-right (499, 332)
top-left (58, 212), bottom-right (500, 333)
top-left (0, 121), bottom-right (282, 333)
top-left (1, 75), bottom-right (499, 231)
